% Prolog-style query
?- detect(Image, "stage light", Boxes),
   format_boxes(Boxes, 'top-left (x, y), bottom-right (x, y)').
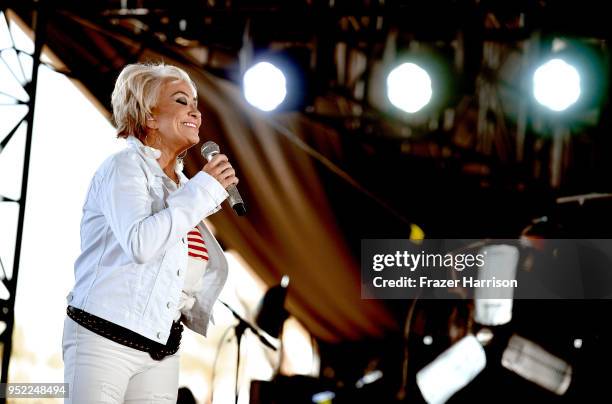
top-left (473, 244), bottom-right (519, 326)
top-left (533, 58), bottom-right (581, 112)
top-left (416, 335), bottom-right (486, 403)
top-left (312, 391), bottom-right (335, 404)
top-left (355, 370), bottom-right (383, 388)
top-left (502, 334), bottom-right (572, 395)
top-left (475, 328), bottom-right (494, 346)
top-left (243, 61), bottom-right (287, 111)
top-left (386, 62), bottom-right (432, 113)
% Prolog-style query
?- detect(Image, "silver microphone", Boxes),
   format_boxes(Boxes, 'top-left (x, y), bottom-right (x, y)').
top-left (201, 141), bottom-right (247, 216)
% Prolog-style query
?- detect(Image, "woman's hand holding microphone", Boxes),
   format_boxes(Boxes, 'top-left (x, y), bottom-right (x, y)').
top-left (202, 154), bottom-right (239, 189)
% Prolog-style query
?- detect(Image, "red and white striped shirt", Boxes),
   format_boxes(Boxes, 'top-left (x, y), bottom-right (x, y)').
top-left (187, 228), bottom-right (208, 261)
top-left (175, 227), bottom-right (209, 321)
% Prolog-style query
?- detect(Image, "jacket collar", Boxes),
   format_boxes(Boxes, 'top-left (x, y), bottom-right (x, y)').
top-left (126, 135), bottom-right (186, 184)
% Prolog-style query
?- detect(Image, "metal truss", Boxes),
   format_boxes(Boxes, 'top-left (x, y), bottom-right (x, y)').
top-left (0, 4), bottom-right (46, 401)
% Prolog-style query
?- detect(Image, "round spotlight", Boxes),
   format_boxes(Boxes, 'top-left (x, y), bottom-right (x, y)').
top-left (387, 62), bottom-right (433, 113)
top-left (243, 62), bottom-right (287, 111)
top-left (533, 58), bottom-right (581, 112)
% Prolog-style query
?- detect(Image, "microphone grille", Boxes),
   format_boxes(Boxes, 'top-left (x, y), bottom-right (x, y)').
top-left (201, 141), bottom-right (220, 160)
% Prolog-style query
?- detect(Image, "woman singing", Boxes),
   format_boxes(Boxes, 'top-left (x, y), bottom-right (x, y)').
top-left (62, 62), bottom-right (238, 403)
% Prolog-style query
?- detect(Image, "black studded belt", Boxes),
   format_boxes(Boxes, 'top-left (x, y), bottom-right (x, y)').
top-left (66, 305), bottom-right (183, 361)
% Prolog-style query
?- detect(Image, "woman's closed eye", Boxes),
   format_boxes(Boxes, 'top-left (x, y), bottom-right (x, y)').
top-left (176, 98), bottom-right (188, 105)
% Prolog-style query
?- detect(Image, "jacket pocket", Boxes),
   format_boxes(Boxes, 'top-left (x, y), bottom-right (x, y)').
top-left (86, 262), bottom-right (141, 313)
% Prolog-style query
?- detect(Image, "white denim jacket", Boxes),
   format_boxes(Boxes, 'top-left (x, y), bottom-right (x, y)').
top-left (66, 135), bottom-right (229, 344)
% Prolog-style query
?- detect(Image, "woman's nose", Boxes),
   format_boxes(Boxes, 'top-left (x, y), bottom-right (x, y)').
top-left (189, 107), bottom-right (201, 119)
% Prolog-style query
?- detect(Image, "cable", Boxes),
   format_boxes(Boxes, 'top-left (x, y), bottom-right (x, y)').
top-left (0, 256), bottom-right (6, 280)
top-left (396, 289), bottom-right (422, 401)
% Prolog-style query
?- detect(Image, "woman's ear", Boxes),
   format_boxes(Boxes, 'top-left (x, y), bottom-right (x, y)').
top-left (145, 116), bottom-right (158, 130)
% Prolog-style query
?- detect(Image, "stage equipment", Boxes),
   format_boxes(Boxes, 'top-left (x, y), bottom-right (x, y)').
top-left (220, 301), bottom-right (277, 404)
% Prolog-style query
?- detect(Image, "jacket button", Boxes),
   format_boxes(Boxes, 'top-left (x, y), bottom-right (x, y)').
top-left (157, 332), bottom-right (161, 339)
top-left (167, 301), bottom-right (171, 309)
top-left (177, 269), bottom-right (181, 276)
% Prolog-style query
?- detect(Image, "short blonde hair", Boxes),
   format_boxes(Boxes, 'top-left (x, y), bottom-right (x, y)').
top-left (111, 62), bottom-right (197, 139)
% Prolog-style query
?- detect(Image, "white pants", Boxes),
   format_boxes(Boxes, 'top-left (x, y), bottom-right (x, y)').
top-left (62, 316), bottom-right (180, 403)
